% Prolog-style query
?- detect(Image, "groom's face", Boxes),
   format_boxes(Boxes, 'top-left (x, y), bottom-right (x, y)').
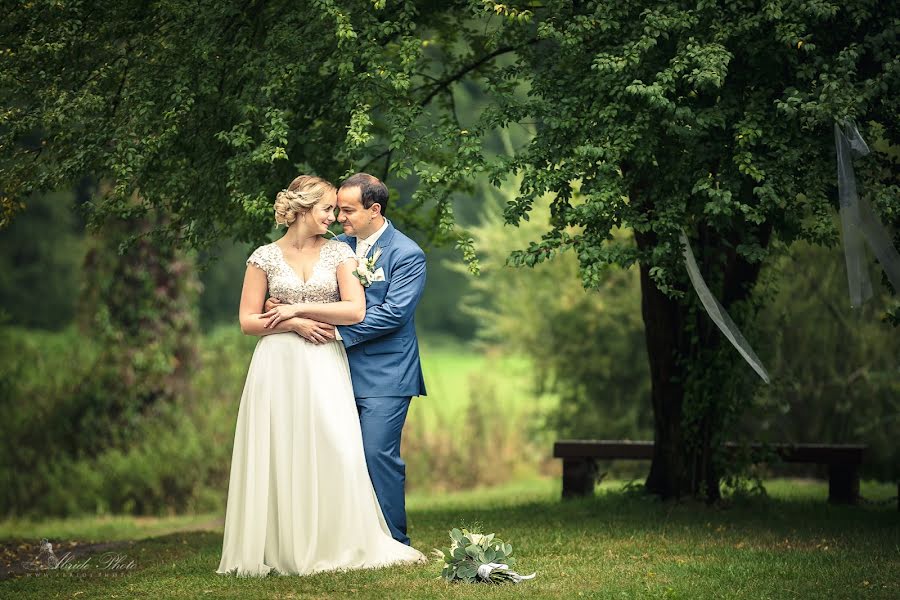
top-left (336, 186), bottom-right (376, 238)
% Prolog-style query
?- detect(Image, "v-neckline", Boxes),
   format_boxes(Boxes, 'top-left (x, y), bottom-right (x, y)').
top-left (273, 241), bottom-right (326, 285)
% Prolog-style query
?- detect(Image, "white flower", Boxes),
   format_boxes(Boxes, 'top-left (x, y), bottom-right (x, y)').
top-left (435, 528), bottom-right (536, 585)
top-left (353, 244), bottom-right (383, 287)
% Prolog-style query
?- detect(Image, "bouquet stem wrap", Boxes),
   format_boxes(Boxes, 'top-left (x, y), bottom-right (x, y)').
top-left (477, 562), bottom-right (536, 583)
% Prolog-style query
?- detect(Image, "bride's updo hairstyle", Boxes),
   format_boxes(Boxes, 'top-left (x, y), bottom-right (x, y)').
top-left (274, 175), bottom-right (335, 227)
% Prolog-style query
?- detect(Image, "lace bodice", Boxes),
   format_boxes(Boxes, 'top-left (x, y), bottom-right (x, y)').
top-left (247, 239), bottom-right (357, 304)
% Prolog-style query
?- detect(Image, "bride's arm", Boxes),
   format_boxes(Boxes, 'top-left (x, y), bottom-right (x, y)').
top-left (238, 264), bottom-right (308, 337)
top-left (261, 259), bottom-right (365, 327)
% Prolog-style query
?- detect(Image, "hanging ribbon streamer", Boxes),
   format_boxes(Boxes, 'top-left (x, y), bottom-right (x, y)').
top-left (834, 120), bottom-right (900, 307)
top-left (680, 230), bottom-right (771, 384)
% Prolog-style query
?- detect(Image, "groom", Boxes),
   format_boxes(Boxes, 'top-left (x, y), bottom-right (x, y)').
top-left (267, 173), bottom-right (427, 545)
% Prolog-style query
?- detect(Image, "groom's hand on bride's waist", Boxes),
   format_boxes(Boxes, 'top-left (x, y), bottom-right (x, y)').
top-left (264, 297), bottom-right (283, 312)
top-left (265, 297), bottom-right (334, 343)
top-left (294, 318), bottom-right (335, 344)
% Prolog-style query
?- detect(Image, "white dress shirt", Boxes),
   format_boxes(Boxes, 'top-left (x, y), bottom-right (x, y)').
top-left (355, 219), bottom-right (389, 258)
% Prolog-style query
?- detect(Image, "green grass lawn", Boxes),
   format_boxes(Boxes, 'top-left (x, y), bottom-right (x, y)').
top-left (412, 337), bottom-right (557, 428)
top-left (2, 478), bottom-right (897, 599)
top-left (196, 328), bottom-right (556, 435)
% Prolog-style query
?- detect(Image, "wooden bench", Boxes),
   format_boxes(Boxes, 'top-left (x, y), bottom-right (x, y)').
top-left (553, 440), bottom-right (866, 504)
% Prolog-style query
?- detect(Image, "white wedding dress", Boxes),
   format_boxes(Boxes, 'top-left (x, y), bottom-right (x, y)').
top-left (216, 239), bottom-right (425, 577)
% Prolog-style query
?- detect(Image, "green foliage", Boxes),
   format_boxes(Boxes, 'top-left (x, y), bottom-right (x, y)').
top-left (196, 240), bottom-right (256, 329)
top-left (464, 0), bottom-right (899, 321)
top-left (0, 326), bottom-right (549, 516)
top-left (0, 326), bottom-right (100, 514)
top-left (75, 207), bottom-right (201, 452)
top-left (413, 246), bottom-right (478, 338)
top-left (0, 324), bottom-right (212, 516)
top-left (0, 0), bottom-right (464, 248)
top-left (4, 400), bottom-right (228, 517)
top-left (3, 3), bottom-right (897, 310)
top-left (0, 192), bottom-right (86, 329)
top-left (404, 364), bottom-right (550, 492)
top-left (3, 0), bottom-right (897, 499)
top-left (0, 326), bottom-right (240, 517)
top-left (460, 0), bottom-right (900, 331)
top-left (434, 528), bottom-right (524, 584)
top-left (457, 193), bottom-right (651, 440)
top-left (751, 241), bottom-right (900, 480)
top-left (457, 1), bottom-right (899, 496)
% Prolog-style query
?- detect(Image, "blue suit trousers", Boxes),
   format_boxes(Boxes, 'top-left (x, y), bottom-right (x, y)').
top-left (356, 396), bottom-right (412, 545)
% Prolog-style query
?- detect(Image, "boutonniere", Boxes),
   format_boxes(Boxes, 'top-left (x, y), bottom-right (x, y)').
top-left (353, 246), bottom-right (385, 287)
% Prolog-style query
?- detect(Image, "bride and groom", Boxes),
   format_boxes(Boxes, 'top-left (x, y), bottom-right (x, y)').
top-left (216, 173), bottom-right (428, 577)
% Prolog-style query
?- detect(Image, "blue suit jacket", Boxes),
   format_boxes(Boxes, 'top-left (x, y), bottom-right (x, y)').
top-left (336, 222), bottom-right (427, 399)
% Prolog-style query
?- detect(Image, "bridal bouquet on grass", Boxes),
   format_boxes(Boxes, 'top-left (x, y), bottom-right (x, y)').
top-left (432, 528), bottom-right (536, 584)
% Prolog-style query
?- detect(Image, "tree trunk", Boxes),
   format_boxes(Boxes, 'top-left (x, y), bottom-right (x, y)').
top-left (635, 221), bottom-right (771, 502)
top-left (635, 229), bottom-right (696, 499)
top-left (76, 203), bottom-right (200, 453)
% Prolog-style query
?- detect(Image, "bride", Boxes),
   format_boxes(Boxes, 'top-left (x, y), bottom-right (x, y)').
top-left (216, 175), bottom-right (425, 577)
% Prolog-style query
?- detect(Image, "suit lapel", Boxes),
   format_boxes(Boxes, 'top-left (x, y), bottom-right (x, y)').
top-left (371, 221), bottom-right (396, 255)
top-left (365, 221), bottom-right (396, 260)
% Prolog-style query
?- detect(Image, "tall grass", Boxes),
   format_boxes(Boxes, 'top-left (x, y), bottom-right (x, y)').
top-left (1, 326), bottom-right (554, 517)
top-left (405, 338), bottom-right (558, 491)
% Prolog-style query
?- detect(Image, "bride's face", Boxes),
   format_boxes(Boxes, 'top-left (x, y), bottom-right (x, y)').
top-left (307, 193), bottom-right (337, 234)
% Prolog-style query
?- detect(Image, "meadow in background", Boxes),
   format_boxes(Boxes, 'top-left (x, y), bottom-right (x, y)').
top-left (1, 193), bottom-right (897, 519)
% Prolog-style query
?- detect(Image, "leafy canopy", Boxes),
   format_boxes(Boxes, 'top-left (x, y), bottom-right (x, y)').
top-left (2, 0), bottom-right (897, 296)
top-left (468, 1), bottom-right (899, 300)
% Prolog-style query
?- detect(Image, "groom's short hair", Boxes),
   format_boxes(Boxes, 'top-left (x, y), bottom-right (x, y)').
top-left (340, 173), bottom-right (389, 216)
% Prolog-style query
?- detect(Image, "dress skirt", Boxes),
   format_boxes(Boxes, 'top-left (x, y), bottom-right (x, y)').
top-left (216, 333), bottom-right (425, 577)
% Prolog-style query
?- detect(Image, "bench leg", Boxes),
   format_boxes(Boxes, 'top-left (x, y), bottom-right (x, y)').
top-left (828, 463), bottom-right (859, 505)
top-left (562, 458), bottom-right (598, 499)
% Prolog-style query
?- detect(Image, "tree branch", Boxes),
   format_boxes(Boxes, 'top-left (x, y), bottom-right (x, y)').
top-left (381, 149), bottom-right (393, 182)
top-left (418, 38), bottom-right (539, 107)
top-left (360, 148), bottom-right (392, 173)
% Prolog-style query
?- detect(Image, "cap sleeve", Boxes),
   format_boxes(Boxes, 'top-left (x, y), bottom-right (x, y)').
top-left (328, 240), bottom-right (356, 266)
top-left (247, 244), bottom-right (274, 274)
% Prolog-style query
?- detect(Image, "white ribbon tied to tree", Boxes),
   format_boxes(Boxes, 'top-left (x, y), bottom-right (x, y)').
top-left (834, 120), bottom-right (900, 307)
top-left (680, 230), bottom-right (771, 384)
top-left (476, 562), bottom-right (536, 583)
